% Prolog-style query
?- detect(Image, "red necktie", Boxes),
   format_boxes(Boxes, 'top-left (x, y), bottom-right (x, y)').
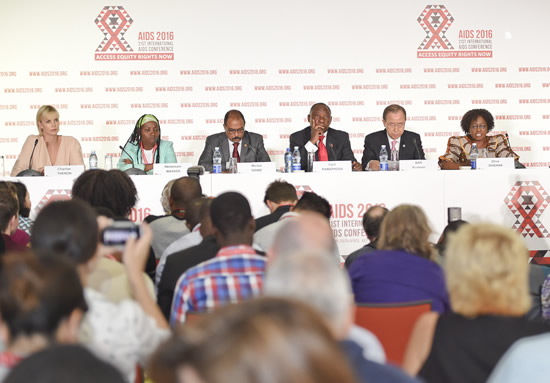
top-left (232, 142), bottom-right (240, 162)
top-left (318, 135), bottom-right (328, 161)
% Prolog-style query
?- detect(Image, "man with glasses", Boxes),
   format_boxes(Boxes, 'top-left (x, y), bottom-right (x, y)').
top-left (290, 103), bottom-right (362, 171)
top-left (362, 104), bottom-right (425, 171)
top-left (198, 109), bottom-right (271, 171)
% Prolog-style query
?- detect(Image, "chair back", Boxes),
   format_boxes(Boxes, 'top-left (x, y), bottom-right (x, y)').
top-left (354, 300), bottom-right (431, 366)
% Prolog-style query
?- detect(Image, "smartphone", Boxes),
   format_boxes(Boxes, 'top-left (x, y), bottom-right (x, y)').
top-left (101, 221), bottom-right (140, 248)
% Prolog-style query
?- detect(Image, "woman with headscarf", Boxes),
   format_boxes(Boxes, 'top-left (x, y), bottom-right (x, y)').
top-left (117, 114), bottom-right (177, 174)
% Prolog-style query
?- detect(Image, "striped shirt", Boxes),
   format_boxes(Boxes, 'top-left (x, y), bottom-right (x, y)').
top-left (170, 245), bottom-right (265, 326)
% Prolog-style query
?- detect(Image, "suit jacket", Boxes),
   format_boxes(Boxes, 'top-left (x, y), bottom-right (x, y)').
top-left (361, 130), bottom-right (425, 169)
top-left (289, 127), bottom-right (357, 170)
top-left (254, 205), bottom-right (292, 232)
top-left (116, 139), bottom-right (177, 175)
top-left (157, 236), bottom-right (220, 319)
top-left (198, 131), bottom-right (271, 171)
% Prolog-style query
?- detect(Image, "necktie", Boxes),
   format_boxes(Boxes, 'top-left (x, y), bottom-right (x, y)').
top-left (232, 142), bottom-right (240, 162)
top-left (392, 140), bottom-right (397, 151)
top-left (318, 136), bottom-right (328, 161)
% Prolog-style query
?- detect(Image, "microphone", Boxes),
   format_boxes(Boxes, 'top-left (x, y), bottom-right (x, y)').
top-left (243, 143), bottom-right (257, 159)
top-left (119, 145), bottom-right (135, 167)
top-left (412, 138), bottom-right (422, 159)
top-left (119, 145), bottom-right (146, 175)
top-left (29, 138), bottom-right (38, 169)
top-left (505, 133), bottom-right (512, 147)
top-left (16, 138), bottom-right (42, 177)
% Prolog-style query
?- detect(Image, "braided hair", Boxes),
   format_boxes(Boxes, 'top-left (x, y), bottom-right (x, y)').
top-left (123, 114), bottom-right (161, 164)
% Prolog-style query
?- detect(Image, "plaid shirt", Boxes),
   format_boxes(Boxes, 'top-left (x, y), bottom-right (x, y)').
top-left (170, 245), bottom-right (266, 326)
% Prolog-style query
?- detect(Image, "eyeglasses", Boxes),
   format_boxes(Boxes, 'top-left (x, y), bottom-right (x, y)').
top-left (471, 125), bottom-right (487, 130)
top-left (227, 128), bottom-right (244, 134)
top-left (386, 123), bottom-right (405, 129)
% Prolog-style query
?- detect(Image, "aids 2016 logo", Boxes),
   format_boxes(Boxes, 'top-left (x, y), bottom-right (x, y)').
top-left (417, 5), bottom-right (493, 59)
top-left (94, 6), bottom-right (175, 61)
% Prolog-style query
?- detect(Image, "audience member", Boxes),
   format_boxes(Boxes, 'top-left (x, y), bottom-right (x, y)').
top-left (0, 182), bottom-right (29, 249)
top-left (156, 198), bottom-right (207, 287)
top-left (72, 169), bottom-right (137, 219)
top-left (434, 219), bottom-right (469, 262)
top-left (149, 176), bottom-right (203, 260)
top-left (170, 192), bottom-right (265, 325)
top-left (345, 206), bottom-right (389, 269)
top-left (264, 250), bottom-right (420, 383)
top-left (151, 297), bottom-right (358, 383)
top-left (4, 344), bottom-right (126, 383)
top-left (31, 200), bottom-right (169, 382)
top-left (72, 169), bottom-right (156, 294)
top-left (144, 179), bottom-right (177, 224)
top-left (254, 191), bottom-right (332, 253)
top-left (487, 333), bottom-right (550, 383)
top-left (403, 223), bottom-right (550, 383)
top-left (157, 199), bottom-right (219, 320)
top-left (13, 182), bottom-right (32, 235)
top-left (0, 188), bottom-right (26, 252)
top-left (0, 252), bottom-right (87, 380)
top-left (348, 205), bottom-right (450, 313)
top-left (255, 180), bottom-right (298, 232)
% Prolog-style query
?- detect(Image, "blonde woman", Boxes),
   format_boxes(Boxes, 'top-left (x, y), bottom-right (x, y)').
top-left (403, 223), bottom-right (550, 383)
top-left (11, 105), bottom-right (84, 176)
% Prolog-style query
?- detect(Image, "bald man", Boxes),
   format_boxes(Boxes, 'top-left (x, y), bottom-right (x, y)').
top-left (198, 110), bottom-right (271, 172)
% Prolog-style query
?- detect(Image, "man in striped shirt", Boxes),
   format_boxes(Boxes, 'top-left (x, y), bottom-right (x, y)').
top-left (170, 192), bottom-right (265, 326)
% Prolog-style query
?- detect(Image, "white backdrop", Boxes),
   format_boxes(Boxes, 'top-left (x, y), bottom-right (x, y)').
top-left (2, 0), bottom-right (550, 174)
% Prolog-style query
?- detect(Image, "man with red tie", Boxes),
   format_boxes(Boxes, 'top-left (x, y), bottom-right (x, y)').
top-left (198, 110), bottom-right (271, 172)
top-left (289, 103), bottom-right (361, 171)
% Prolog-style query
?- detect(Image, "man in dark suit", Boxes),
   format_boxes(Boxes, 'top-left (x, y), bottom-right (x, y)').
top-left (198, 109), bottom-right (271, 171)
top-left (289, 103), bottom-right (362, 171)
top-left (255, 180), bottom-right (297, 232)
top-left (361, 104), bottom-right (425, 170)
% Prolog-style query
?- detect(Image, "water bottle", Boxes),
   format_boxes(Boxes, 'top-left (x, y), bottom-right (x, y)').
top-left (89, 150), bottom-right (98, 169)
top-left (212, 147), bottom-right (222, 174)
top-left (292, 146), bottom-right (301, 171)
top-left (284, 148), bottom-right (292, 173)
top-left (470, 143), bottom-right (478, 170)
top-left (379, 145), bottom-right (388, 171)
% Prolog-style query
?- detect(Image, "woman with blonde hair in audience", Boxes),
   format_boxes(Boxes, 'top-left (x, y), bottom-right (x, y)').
top-left (0, 251), bottom-right (88, 380)
top-left (403, 223), bottom-right (550, 383)
top-left (348, 204), bottom-right (450, 313)
top-left (149, 297), bottom-right (358, 383)
top-left (11, 105), bottom-right (84, 176)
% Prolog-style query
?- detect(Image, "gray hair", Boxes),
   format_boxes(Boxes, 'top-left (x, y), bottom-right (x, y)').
top-left (271, 213), bottom-right (339, 259)
top-left (160, 179), bottom-right (176, 214)
top-left (264, 250), bottom-right (352, 335)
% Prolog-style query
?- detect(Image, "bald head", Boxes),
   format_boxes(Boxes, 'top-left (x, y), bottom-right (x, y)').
top-left (269, 212), bottom-right (338, 260)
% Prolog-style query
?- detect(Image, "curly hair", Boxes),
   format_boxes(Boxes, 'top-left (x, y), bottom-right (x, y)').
top-left (460, 109), bottom-right (495, 134)
top-left (72, 169), bottom-right (138, 218)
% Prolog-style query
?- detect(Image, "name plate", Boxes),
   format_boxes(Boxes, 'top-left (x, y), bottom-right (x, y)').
top-left (237, 162), bottom-right (276, 174)
top-left (477, 157), bottom-right (514, 170)
top-left (313, 161), bottom-right (352, 173)
top-left (399, 160), bottom-right (439, 171)
top-left (44, 165), bottom-right (85, 177)
top-left (153, 163), bottom-right (191, 176)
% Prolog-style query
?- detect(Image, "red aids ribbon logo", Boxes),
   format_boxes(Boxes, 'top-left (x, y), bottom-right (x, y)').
top-left (95, 6), bottom-right (133, 52)
top-left (417, 5), bottom-right (454, 50)
top-left (505, 181), bottom-right (550, 238)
